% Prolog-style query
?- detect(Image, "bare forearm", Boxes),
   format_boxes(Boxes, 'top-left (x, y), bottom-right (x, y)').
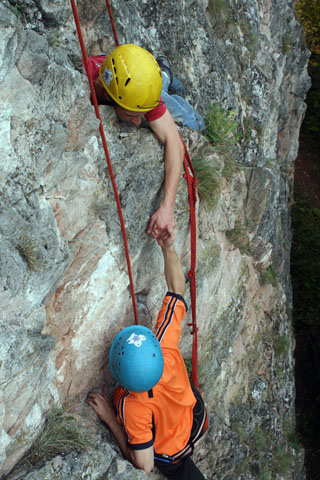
top-left (162, 139), bottom-right (184, 209)
top-left (106, 417), bottom-right (136, 465)
top-left (149, 110), bottom-right (184, 210)
top-left (161, 244), bottom-right (185, 296)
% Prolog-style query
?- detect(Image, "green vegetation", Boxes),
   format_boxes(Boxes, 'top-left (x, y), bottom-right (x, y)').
top-left (17, 234), bottom-right (43, 271)
top-left (273, 335), bottom-right (290, 357)
top-left (197, 242), bottom-right (221, 277)
top-left (238, 18), bottom-right (259, 54)
top-left (89, 189), bottom-right (110, 222)
top-left (23, 407), bottom-right (90, 466)
top-left (192, 157), bottom-right (221, 207)
top-left (242, 116), bottom-right (255, 143)
top-left (8, 2), bottom-right (21, 18)
top-left (204, 103), bottom-right (241, 180)
top-left (296, 0), bottom-right (320, 54)
top-left (296, 0), bottom-right (320, 143)
top-left (282, 35), bottom-right (295, 54)
top-left (283, 419), bottom-right (301, 450)
top-left (253, 302), bottom-right (261, 312)
top-left (208, 0), bottom-right (228, 17)
top-left (205, 103), bottom-right (240, 152)
top-left (259, 265), bottom-right (277, 287)
top-left (272, 447), bottom-right (291, 476)
top-left (47, 32), bottom-right (62, 47)
top-left (252, 425), bottom-right (267, 451)
top-left (234, 422), bottom-right (299, 478)
top-left (226, 221), bottom-right (251, 255)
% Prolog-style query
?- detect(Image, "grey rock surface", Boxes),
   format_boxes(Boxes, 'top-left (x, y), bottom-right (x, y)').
top-left (0, 0), bottom-right (309, 478)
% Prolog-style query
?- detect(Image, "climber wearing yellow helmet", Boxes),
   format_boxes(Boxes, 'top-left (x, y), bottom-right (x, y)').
top-left (84, 44), bottom-right (204, 241)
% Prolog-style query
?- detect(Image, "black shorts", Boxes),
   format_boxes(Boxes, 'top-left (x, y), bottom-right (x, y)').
top-left (155, 455), bottom-right (205, 480)
top-left (154, 386), bottom-right (208, 479)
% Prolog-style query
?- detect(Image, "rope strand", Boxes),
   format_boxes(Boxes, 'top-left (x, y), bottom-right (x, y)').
top-left (105, 0), bottom-right (119, 46)
top-left (70, 0), bottom-right (138, 325)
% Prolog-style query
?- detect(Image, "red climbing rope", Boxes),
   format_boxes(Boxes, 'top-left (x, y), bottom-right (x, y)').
top-left (181, 139), bottom-right (200, 392)
top-left (105, 0), bottom-right (119, 46)
top-left (70, 0), bottom-right (139, 325)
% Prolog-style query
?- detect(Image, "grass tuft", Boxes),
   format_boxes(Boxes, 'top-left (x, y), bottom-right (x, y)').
top-left (259, 265), bottom-right (277, 287)
top-left (17, 234), bottom-right (44, 271)
top-left (205, 103), bottom-right (240, 153)
top-left (283, 419), bottom-right (301, 450)
top-left (204, 103), bottom-right (241, 180)
top-left (47, 32), bottom-right (62, 47)
top-left (23, 407), bottom-right (90, 465)
top-left (8, 3), bottom-right (22, 18)
top-left (273, 335), bottom-right (290, 357)
top-left (192, 157), bottom-right (221, 207)
top-left (272, 447), bottom-right (291, 475)
top-left (226, 221), bottom-right (251, 255)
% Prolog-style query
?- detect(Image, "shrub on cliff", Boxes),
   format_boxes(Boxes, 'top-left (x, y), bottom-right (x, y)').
top-left (296, 0), bottom-right (320, 142)
top-left (296, 0), bottom-right (320, 54)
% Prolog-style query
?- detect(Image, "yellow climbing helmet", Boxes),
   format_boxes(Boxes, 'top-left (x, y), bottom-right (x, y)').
top-left (99, 44), bottom-right (162, 112)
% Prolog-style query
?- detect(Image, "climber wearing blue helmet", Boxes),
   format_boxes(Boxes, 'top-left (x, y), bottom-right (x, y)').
top-left (109, 324), bottom-right (164, 393)
top-left (87, 233), bottom-right (208, 479)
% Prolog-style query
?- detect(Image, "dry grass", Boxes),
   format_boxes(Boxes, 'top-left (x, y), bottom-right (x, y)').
top-left (192, 156), bottom-right (221, 208)
top-left (23, 407), bottom-right (90, 465)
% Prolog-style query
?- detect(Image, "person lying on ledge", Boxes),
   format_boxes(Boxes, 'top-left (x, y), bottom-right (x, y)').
top-left (84, 44), bottom-right (205, 241)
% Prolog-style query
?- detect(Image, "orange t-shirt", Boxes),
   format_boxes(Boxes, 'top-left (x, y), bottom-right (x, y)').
top-left (113, 293), bottom-right (196, 456)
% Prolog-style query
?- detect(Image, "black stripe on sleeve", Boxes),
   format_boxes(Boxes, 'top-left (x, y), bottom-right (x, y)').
top-left (156, 297), bottom-right (177, 343)
top-left (166, 291), bottom-right (188, 312)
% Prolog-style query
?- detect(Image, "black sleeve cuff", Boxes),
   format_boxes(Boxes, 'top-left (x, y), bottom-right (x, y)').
top-left (166, 291), bottom-right (188, 312)
top-left (127, 439), bottom-right (154, 450)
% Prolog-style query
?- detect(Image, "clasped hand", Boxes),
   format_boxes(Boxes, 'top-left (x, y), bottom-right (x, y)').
top-left (147, 204), bottom-right (175, 240)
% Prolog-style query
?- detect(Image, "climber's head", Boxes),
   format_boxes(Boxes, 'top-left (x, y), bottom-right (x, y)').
top-left (109, 325), bottom-right (164, 392)
top-left (113, 106), bottom-right (145, 125)
top-left (99, 44), bottom-right (162, 113)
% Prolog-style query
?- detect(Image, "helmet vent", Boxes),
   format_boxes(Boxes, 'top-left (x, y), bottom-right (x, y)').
top-left (125, 78), bottom-right (131, 87)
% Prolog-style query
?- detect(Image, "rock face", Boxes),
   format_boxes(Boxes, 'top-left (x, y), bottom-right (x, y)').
top-left (0, 0), bottom-right (309, 478)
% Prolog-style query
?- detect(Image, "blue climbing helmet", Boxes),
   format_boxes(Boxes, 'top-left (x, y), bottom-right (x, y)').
top-left (109, 325), bottom-right (164, 392)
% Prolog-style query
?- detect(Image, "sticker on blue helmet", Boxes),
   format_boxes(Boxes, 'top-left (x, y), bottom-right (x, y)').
top-left (126, 333), bottom-right (146, 347)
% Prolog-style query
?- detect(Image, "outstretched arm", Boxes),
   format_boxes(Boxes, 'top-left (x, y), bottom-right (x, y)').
top-left (157, 234), bottom-right (185, 296)
top-left (148, 110), bottom-right (184, 240)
